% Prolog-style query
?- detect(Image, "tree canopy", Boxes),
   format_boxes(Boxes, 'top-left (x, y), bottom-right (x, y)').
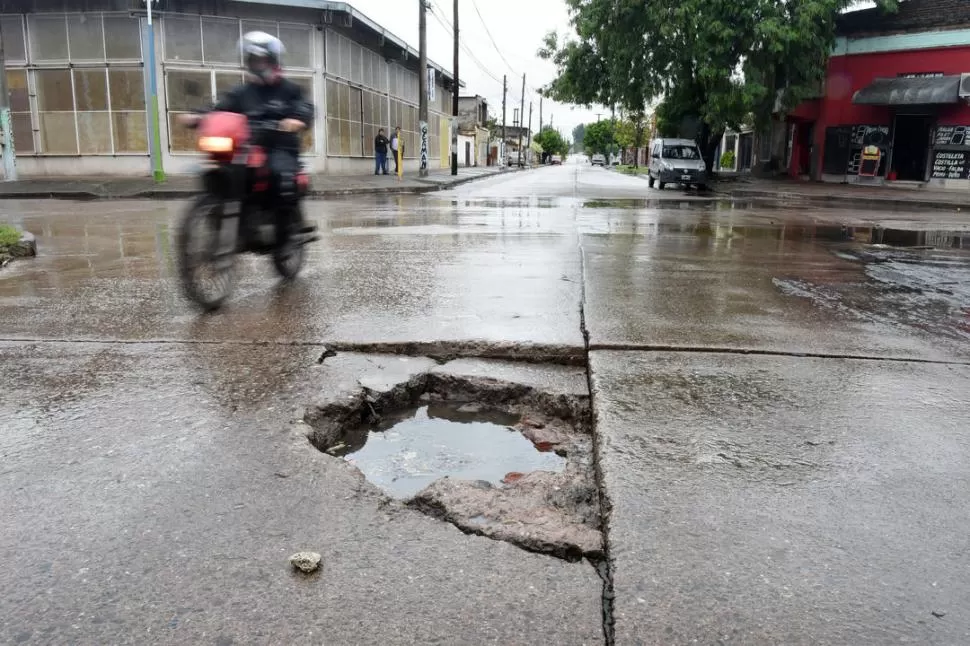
top-left (583, 120), bottom-right (615, 156)
top-left (534, 126), bottom-right (570, 158)
top-left (539, 0), bottom-right (899, 170)
top-left (572, 124), bottom-right (586, 152)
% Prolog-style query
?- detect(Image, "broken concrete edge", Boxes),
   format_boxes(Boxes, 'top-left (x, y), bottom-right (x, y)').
top-left (302, 370), bottom-right (602, 561)
top-left (320, 340), bottom-right (587, 366)
top-left (585, 362), bottom-right (619, 646)
top-left (0, 167), bottom-right (535, 201)
top-left (720, 188), bottom-right (967, 212)
top-left (0, 230), bottom-right (36, 267)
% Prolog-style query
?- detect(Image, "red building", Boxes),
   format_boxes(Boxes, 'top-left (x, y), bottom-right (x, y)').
top-left (785, 0), bottom-right (970, 188)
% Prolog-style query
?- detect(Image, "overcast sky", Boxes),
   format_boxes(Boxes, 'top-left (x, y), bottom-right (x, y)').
top-left (347, 0), bottom-right (603, 141)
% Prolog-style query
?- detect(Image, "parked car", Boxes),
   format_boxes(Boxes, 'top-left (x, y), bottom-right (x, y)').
top-left (506, 152), bottom-right (521, 167)
top-left (647, 138), bottom-right (707, 190)
top-left (591, 153), bottom-right (606, 166)
top-left (551, 154), bottom-right (563, 165)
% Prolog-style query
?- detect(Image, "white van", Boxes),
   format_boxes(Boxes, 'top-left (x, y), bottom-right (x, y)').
top-left (648, 138), bottom-right (708, 190)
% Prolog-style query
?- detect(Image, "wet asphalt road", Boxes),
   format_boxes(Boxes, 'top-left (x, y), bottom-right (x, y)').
top-left (2, 159), bottom-right (970, 645)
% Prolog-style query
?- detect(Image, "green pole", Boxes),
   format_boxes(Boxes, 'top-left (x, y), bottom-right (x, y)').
top-left (145, 2), bottom-right (165, 183)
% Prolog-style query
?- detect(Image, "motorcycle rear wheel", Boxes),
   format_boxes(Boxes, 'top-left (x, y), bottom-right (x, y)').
top-left (272, 236), bottom-right (305, 280)
top-left (176, 195), bottom-right (236, 311)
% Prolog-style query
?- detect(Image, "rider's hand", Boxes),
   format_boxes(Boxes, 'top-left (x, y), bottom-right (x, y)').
top-left (279, 119), bottom-right (306, 133)
top-left (178, 113), bottom-right (201, 127)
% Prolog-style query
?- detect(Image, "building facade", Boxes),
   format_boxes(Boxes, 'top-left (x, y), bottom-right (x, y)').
top-left (783, 0), bottom-right (970, 187)
top-left (456, 95), bottom-right (489, 166)
top-left (715, 128), bottom-right (755, 173)
top-left (0, 0), bottom-right (456, 176)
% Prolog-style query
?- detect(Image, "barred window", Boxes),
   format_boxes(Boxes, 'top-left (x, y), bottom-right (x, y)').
top-left (6, 70), bottom-right (33, 153)
top-left (326, 79), bottom-right (364, 156)
top-left (0, 16), bottom-right (26, 64)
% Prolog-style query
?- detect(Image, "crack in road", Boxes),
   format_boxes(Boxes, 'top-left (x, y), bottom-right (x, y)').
top-left (2, 339), bottom-right (967, 366)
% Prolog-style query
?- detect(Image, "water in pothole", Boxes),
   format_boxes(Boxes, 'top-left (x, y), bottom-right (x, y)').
top-left (339, 403), bottom-right (567, 499)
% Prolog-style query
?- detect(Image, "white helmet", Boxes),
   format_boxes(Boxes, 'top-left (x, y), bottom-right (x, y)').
top-left (241, 31), bottom-right (285, 82)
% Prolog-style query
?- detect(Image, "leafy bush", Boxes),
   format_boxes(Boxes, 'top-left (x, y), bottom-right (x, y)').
top-left (720, 150), bottom-right (735, 170)
top-left (0, 224), bottom-right (20, 247)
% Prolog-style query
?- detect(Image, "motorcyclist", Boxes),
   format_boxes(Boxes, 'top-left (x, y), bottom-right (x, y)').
top-left (181, 31), bottom-right (315, 237)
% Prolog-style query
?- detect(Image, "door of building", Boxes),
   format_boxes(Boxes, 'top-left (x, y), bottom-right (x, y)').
top-left (738, 133), bottom-right (754, 170)
top-left (891, 114), bottom-right (935, 181)
top-left (465, 141), bottom-right (471, 166)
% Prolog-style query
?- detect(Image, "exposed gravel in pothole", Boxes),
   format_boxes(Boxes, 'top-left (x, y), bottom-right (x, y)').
top-left (303, 371), bottom-right (601, 561)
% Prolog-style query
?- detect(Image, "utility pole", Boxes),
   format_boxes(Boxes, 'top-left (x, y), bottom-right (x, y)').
top-left (539, 96), bottom-right (543, 132)
top-left (527, 101), bottom-right (533, 166)
top-left (450, 0), bottom-right (459, 176)
top-left (0, 22), bottom-right (18, 181)
top-left (517, 74), bottom-right (525, 167)
top-left (501, 75), bottom-right (507, 168)
top-left (418, 0), bottom-right (428, 177)
top-left (610, 103), bottom-right (616, 163)
top-left (145, 0), bottom-right (164, 182)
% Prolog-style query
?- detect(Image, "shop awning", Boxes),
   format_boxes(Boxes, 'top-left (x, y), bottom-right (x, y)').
top-left (852, 76), bottom-right (961, 105)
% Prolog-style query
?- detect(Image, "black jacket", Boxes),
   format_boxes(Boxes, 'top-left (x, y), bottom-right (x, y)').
top-left (375, 134), bottom-right (389, 154)
top-left (213, 78), bottom-right (314, 153)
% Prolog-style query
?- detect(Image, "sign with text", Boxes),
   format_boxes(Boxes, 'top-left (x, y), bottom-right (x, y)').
top-left (427, 67), bottom-right (436, 102)
top-left (934, 125), bottom-right (970, 146)
top-left (930, 150), bottom-right (970, 179)
top-left (850, 125), bottom-right (890, 147)
top-left (419, 121), bottom-right (429, 171)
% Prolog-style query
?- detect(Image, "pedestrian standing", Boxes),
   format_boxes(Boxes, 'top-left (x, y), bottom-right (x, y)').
top-left (391, 126), bottom-right (404, 174)
top-left (374, 128), bottom-right (389, 175)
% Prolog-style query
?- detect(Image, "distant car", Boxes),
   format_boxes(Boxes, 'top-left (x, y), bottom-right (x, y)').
top-left (591, 154), bottom-right (606, 166)
top-left (551, 154), bottom-right (563, 165)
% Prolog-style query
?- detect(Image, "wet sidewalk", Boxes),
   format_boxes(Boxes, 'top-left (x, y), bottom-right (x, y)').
top-left (0, 165), bottom-right (517, 200)
top-left (723, 177), bottom-right (970, 211)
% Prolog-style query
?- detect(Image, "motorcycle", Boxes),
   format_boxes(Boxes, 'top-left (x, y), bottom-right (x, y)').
top-left (175, 111), bottom-right (316, 312)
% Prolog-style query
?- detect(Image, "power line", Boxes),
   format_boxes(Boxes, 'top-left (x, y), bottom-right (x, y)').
top-left (468, 0), bottom-right (518, 78)
top-left (428, 0), bottom-right (545, 111)
top-left (427, 4), bottom-right (504, 88)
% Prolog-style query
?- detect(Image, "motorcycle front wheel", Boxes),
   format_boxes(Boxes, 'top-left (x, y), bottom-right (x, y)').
top-left (176, 195), bottom-right (236, 311)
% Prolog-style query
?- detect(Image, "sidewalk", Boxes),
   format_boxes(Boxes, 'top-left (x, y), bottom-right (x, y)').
top-left (0, 166), bottom-right (517, 200)
top-left (722, 176), bottom-right (970, 211)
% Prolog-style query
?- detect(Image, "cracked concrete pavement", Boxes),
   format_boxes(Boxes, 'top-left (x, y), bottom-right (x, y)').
top-left (3, 159), bottom-right (970, 644)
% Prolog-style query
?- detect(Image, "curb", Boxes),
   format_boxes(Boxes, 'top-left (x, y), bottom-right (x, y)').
top-left (0, 167), bottom-right (526, 201)
top-left (0, 230), bottom-right (36, 267)
top-left (722, 188), bottom-right (967, 212)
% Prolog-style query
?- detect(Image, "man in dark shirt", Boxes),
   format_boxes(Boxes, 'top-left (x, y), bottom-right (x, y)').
top-left (374, 128), bottom-right (389, 175)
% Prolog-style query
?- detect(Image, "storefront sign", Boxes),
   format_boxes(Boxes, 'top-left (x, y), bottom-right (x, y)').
top-left (934, 125), bottom-right (970, 146)
top-left (930, 150), bottom-right (970, 179)
top-left (850, 125), bottom-right (890, 147)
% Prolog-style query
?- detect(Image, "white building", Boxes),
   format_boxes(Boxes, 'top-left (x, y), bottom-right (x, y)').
top-left (0, 0), bottom-right (458, 176)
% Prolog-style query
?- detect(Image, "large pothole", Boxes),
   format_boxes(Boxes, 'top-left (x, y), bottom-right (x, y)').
top-left (303, 372), bottom-right (602, 561)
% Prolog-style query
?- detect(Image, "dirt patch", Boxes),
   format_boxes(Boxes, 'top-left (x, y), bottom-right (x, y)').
top-left (303, 372), bottom-right (601, 561)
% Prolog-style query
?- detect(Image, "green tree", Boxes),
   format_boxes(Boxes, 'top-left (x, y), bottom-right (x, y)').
top-left (534, 127), bottom-right (569, 159)
top-left (539, 0), bottom-right (898, 172)
top-left (613, 113), bottom-right (648, 166)
top-left (583, 120), bottom-right (615, 156)
top-left (572, 124), bottom-right (586, 152)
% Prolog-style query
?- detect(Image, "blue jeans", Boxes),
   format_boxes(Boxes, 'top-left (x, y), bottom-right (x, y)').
top-left (375, 151), bottom-right (388, 174)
